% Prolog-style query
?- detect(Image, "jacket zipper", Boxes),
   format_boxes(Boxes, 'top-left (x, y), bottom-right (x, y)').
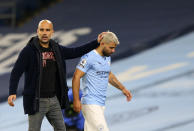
top-left (34, 49), bottom-right (42, 112)
top-left (52, 44), bottom-right (64, 107)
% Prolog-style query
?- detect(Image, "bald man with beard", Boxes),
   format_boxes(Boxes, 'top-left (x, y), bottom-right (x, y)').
top-left (8, 19), bottom-right (103, 131)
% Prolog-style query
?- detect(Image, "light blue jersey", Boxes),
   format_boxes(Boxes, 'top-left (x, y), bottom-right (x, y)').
top-left (76, 50), bottom-right (111, 106)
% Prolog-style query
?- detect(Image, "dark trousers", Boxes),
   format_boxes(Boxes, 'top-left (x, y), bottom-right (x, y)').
top-left (28, 96), bottom-right (66, 131)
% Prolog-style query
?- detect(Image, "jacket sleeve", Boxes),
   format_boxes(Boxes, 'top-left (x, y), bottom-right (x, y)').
top-left (60, 40), bottom-right (99, 59)
top-left (9, 47), bottom-right (29, 95)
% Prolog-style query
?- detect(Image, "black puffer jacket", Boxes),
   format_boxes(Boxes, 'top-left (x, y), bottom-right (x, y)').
top-left (9, 36), bottom-right (98, 115)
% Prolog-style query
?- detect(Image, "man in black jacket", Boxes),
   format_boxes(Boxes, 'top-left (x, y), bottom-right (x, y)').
top-left (7, 19), bottom-right (102, 131)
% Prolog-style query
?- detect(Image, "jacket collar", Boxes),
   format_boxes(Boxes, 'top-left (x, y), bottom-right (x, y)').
top-left (28, 36), bottom-right (57, 51)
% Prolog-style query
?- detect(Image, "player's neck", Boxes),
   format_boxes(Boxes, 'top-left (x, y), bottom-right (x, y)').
top-left (40, 42), bottom-right (49, 48)
top-left (95, 47), bottom-right (104, 56)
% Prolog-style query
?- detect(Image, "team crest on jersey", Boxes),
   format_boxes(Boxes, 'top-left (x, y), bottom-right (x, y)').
top-left (79, 59), bottom-right (87, 68)
top-left (108, 61), bottom-right (111, 66)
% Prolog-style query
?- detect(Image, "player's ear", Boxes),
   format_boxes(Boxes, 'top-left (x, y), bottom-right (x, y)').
top-left (51, 29), bottom-right (54, 36)
top-left (100, 42), bottom-right (105, 46)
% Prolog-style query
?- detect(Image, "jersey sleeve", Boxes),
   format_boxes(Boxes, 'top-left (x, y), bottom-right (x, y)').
top-left (76, 54), bottom-right (92, 73)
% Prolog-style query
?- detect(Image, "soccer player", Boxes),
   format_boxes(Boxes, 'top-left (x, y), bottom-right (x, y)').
top-left (72, 31), bottom-right (132, 131)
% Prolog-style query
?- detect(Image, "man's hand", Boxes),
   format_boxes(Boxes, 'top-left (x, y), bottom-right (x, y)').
top-left (8, 95), bottom-right (16, 107)
top-left (122, 88), bottom-right (132, 102)
top-left (73, 99), bottom-right (82, 113)
top-left (97, 32), bottom-right (107, 43)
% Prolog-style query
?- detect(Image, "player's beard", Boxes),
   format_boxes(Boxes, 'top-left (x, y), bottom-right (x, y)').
top-left (102, 49), bottom-right (111, 57)
top-left (40, 40), bottom-right (49, 45)
top-left (40, 36), bottom-right (49, 45)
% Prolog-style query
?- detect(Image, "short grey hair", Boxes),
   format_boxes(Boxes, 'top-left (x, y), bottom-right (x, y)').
top-left (101, 31), bottom-right (120, 45)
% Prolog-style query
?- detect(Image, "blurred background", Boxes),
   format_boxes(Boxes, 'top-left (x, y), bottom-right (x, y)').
top-left (0, 0), bottom-right (194, 131)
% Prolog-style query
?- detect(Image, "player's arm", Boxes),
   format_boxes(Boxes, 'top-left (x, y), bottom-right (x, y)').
top-left (8, 47), bottom-right (30, 107)
top-left (72, 68), bottom-right (85, 112)
top-left (61, 32), bottom-right (105, 59)
top-left (108, 72), bottom-right (132, 101)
